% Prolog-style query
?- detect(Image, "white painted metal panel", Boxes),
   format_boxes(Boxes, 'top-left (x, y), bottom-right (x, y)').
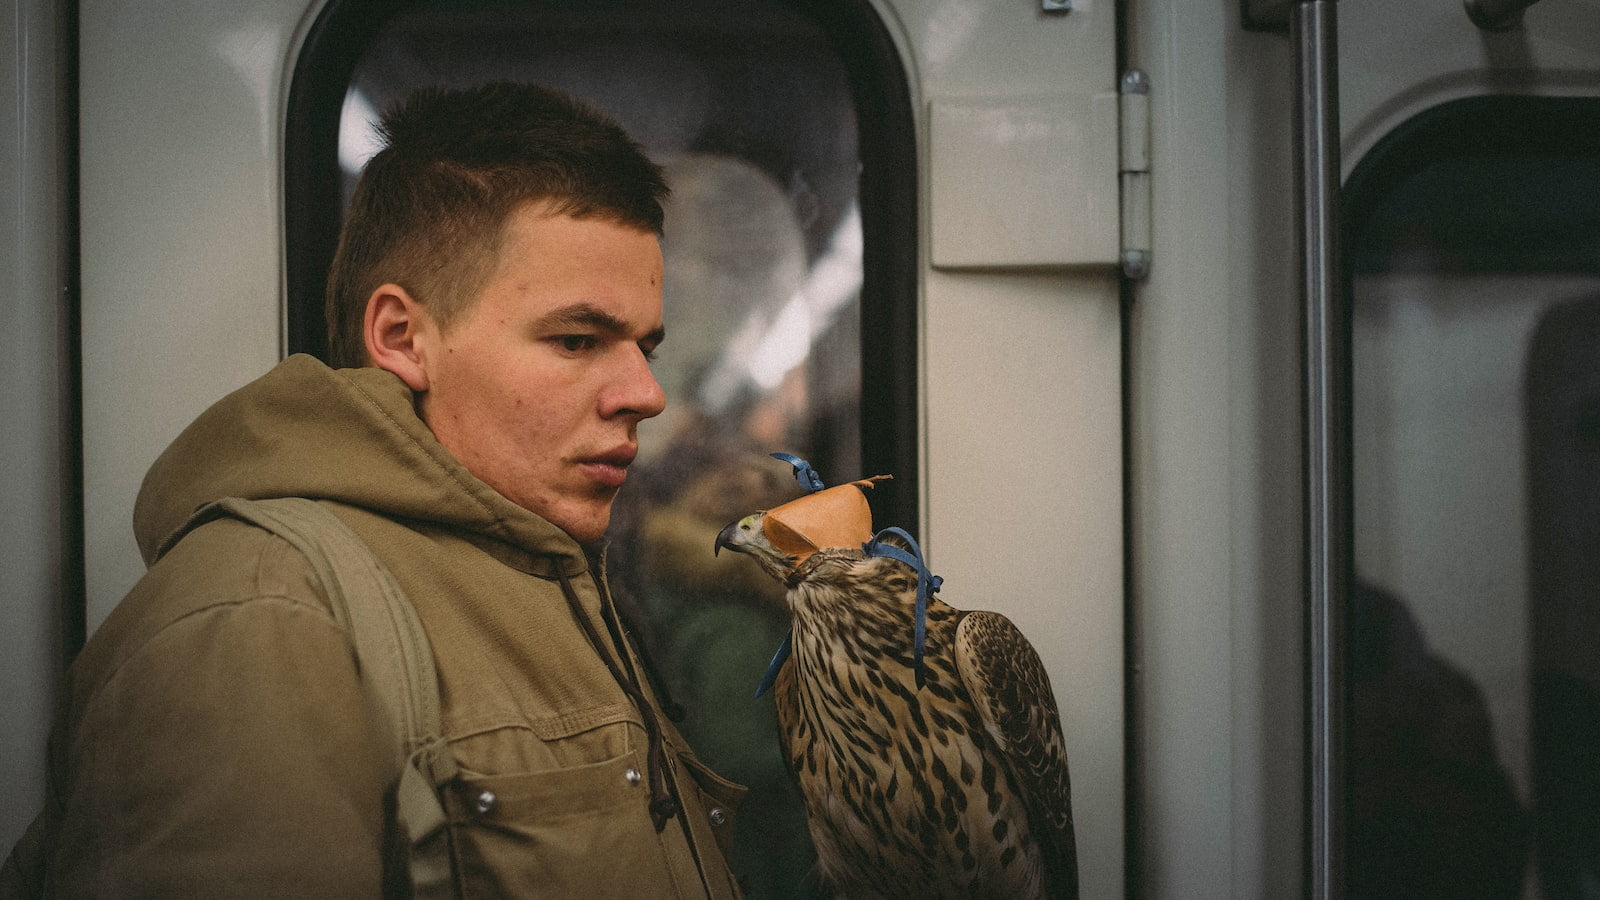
top-left (79, 0), bottom-right (317, 629)
top-left (923, 266), bottom-right (1124, 895)
top-left (1125, 1), bottom-right (1304, 896)
top-left (875, 0), bottom-right (1125, 895)
top-left (929, 93), bottom-right (1120, 268)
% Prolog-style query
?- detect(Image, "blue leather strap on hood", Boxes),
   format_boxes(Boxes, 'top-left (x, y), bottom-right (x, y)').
top-left (753, 632), bottom-right (793, 699)
top-left (770, 452), bottom-right (825, 492)
top-left (862, 526), bottom-right (943, 689)
top-left (755, 453), bottom-right (822, 698)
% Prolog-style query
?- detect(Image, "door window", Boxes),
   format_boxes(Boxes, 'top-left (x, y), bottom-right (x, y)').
top-left (1344, 96), bottom-right (1600, 898)
top-left (285, 3), bottom-right (916, 893)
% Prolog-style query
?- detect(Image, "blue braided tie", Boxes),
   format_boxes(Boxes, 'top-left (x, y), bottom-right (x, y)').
top-left (862, 526), bottom-right (942, 689)
top-left (754, 452), bottom-right (821, 699)
top-left (771, 452), bottom-right (825, 493)
top-left (754, 632), bottom-right (793, 699)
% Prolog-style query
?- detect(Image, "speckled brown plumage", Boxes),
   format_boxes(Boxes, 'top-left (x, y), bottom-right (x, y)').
top-left (717, 521), bottom-right (1078, 899)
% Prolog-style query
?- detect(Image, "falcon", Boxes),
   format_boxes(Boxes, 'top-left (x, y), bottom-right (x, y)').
top-left (714, 455), bottom-right (1078, 899)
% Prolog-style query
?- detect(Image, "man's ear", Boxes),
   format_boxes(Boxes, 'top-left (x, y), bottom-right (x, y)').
top-left (363, 284), bottom-right (433, 392)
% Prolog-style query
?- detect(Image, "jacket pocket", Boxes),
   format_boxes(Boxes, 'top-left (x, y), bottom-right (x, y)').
top-left (444, 749), bottom-right (688, 899)
top-left (674, 751), bottom-right (748, 879)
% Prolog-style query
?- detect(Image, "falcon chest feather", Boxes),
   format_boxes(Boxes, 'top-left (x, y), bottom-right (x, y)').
top-left (776, 553), bottom-right (1055, 898)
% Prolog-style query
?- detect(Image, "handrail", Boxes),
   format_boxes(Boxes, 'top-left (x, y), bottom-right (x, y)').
top-left (1292, 2), bottom-right (1348, 899)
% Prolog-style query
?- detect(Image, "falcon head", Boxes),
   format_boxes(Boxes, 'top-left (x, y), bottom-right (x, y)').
top-left (713, 475), bottom-right (886, 570)
top-left (715, 514), bottom-right (917, 592)
top-left (713, 511), bottom-right (797, 582)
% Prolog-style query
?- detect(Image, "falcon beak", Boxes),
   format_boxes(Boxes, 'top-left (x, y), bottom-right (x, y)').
top-left (714, 513), bottom-right (764, 556)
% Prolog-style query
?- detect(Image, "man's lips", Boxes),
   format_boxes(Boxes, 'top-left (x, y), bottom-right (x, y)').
top-left (577, 448), bottom-right (636, 489)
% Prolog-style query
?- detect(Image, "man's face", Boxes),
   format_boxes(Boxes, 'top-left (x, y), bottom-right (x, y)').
top-left (414, 204), bottom-right (666, 543)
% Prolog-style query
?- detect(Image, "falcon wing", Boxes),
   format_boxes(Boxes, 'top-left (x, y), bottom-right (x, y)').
top-left (955, 610), bottom-right (1078, 897)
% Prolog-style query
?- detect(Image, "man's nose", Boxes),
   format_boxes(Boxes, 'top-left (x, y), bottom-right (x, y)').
top-left (603, 344), bottom-right (667, 420)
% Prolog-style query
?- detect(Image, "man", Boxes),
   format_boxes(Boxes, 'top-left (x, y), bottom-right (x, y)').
top-left (12, 83), bottom-right (744, 896)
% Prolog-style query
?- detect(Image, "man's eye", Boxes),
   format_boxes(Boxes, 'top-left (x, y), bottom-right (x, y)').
top-left (556, 335), bottom-right (598, 353)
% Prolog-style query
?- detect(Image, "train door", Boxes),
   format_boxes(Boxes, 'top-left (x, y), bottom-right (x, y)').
top-left (74, 0), bottom-right (1126, 895)
top-left (1337, 1), bottom-right (1600, 895)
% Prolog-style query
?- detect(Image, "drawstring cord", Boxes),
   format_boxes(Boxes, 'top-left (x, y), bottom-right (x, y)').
top-left (556, 568), bottom-right (679, 832)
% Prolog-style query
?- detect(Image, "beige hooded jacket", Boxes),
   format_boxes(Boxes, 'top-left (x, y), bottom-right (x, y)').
top-left (30, 355), bottom-right (745, 897)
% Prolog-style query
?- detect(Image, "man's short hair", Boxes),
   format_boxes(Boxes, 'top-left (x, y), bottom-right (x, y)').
top-left (324, 82), bottom-right (669, 367)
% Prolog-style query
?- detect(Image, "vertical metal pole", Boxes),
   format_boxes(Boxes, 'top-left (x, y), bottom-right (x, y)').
top-left (1293, 2), bottom-right (1346, 898)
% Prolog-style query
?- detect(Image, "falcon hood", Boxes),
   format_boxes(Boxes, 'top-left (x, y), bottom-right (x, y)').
top-left (713, 472), bottom-right (888, 576)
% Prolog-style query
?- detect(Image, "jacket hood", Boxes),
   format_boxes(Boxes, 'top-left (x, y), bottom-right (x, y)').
top-left (134, 354), bottom-right (588, 573)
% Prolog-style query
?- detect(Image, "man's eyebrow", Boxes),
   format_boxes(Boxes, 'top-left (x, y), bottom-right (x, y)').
top-left (536, 303), bottom-right (665, 345)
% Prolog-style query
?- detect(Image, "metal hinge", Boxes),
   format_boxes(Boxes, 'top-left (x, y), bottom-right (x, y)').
top-left (1119, 69), bottom-right (1152, 279)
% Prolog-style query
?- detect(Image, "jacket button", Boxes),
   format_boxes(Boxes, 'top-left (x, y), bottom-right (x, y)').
top-left (625, 767), bottom-right (642, 786)
top-left (474, 790), bottom-right (497, 815)
top-left (709, 807), bottom-right (727, 827)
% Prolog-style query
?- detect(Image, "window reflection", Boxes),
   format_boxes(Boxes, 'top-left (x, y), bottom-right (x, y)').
top-left (1526, 296), bottom-right (1600, 900)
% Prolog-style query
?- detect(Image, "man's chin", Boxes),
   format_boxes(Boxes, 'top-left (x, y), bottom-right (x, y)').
top-left (545, 505), bottom-right (613, 545)
top-left (509, 484), bottom-right (619, 544)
